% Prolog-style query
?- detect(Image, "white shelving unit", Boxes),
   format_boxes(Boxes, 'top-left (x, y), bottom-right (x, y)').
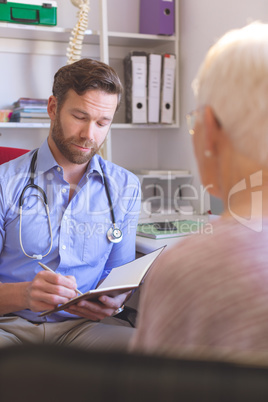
top-left (0, 0), bottom-right (179, 162)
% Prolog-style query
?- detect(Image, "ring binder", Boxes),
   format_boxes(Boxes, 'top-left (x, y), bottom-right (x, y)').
top-left (148, 54), bottom-right (162, 123)
top-left (160, 54), bottom-right (176, 124)
top-left (139, 0), bottom-right (175, 36)
top-left (124, 52), bottom-right (148, 124)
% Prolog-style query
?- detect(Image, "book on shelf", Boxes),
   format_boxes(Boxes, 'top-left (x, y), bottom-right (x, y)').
top-left (13, 97), bottom-right (48, 109)
top-left (10, 113), bottom-right (50, 123)
top-left (136, 220), bottom-right (203, 239)
top-left (11, 109), bottom-right (49, 116)
top-left (10, 98), bottom-right (49, 122)
top-left (39, 246), bottom-right (165, 317)
top-left (10, 108), bottom-right (49, 123)
top-left (13, 118), bottom-right (50, 124)
top-left (12, 107), bottom-right (48, 113)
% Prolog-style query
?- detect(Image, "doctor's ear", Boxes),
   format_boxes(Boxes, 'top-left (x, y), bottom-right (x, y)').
top-left (47, 96), bottom-right (58, 121)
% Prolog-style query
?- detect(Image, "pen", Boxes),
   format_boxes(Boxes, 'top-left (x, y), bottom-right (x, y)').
top-left (38, 262), bottom-right (83, 296)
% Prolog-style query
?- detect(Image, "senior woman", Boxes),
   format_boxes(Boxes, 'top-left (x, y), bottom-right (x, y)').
top-left (130, 22), bottom-right (268, 359)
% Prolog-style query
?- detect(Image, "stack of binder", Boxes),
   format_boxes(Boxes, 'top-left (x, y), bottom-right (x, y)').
top-left (10, 97), bottom-right (49, 123)
top-left (124, 52), bottom-right (176, 124)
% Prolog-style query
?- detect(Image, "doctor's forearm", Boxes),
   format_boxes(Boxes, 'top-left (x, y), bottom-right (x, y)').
top-left (0, 282), bottom-right (29, 315)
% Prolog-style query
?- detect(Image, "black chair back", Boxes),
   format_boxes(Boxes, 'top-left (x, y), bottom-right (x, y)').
top-left (0, 344), bottom-right (268, 402)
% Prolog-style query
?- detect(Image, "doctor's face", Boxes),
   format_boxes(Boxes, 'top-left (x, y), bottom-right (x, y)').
top-left (48, 89), bottom-right (117, 165)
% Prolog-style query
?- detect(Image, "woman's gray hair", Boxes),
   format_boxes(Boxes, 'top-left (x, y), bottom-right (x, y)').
top-left (193, 22), bottom-right (268, 166)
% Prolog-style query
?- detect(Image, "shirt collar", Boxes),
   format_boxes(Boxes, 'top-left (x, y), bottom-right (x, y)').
top-left (87, 154), bottom-right (105, 183)
top-left (35, 139), bottom-right (104, 182)
top-left (35, 139), bottom-right (59, 175)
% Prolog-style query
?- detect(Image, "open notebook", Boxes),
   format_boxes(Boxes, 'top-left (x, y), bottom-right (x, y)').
top-left (39, 246), bottom-right (165, 317)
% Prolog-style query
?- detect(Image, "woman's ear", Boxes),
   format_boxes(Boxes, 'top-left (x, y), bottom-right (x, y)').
top-left (203, 106), bottom-right (221, 155)
top-left (200, 106), bottom-right (222, 198)
top-left (47, 95), bottom-right (57, 121)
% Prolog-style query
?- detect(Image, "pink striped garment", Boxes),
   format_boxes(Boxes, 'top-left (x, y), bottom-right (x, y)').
top-left (130, 218), bottom-right (268, 359)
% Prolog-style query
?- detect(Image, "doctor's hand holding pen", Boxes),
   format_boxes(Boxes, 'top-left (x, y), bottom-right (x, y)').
top-left (26, 263), bottom-right (130, 321)
top-left (26, 269), bottom-right (79, 313)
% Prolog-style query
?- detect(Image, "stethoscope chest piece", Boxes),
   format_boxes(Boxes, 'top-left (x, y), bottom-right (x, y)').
top-left (107, 226), bottom-right (123, 243)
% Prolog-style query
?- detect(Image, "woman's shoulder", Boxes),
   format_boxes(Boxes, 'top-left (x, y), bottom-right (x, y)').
top-left (153, 216), bottom-right (268, 278)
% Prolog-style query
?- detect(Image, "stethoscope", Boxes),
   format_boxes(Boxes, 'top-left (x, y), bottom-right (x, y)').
top-left (19, 149), bottom-right (123, 260)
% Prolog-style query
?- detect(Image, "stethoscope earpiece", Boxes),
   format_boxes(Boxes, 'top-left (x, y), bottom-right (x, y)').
top-left (107, 226), bottom-right (123, 243)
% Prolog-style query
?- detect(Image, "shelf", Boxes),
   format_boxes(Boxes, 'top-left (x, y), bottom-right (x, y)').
top-left (0, 22), bottom-right (176, 48)
top-left (0, 122), bottom-right (50, 128)
top-left (108, 31), bottom-right (176, 48)
top-left (0, 122), bottom-right (179, 129)
top-left (112, 123), bottom-right (179, 129)
top-left (0, 22), bottom-right (99, 44)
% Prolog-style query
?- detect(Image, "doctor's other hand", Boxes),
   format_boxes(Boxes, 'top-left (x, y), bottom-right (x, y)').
top-left (65, 291), bottom-right (131, 321)
top-left (26, 270), bottom-right (78, 312)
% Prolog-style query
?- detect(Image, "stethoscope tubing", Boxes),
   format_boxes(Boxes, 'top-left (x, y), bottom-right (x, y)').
top-left (18, 149), bottom-right (122, 260)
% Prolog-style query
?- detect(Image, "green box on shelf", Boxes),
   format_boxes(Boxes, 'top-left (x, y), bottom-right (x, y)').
top-left (0, 0), bottom-right (57, 26)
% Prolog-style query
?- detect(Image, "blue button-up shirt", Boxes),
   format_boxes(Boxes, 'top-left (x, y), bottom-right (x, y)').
top-left (0, 140), bottom-right (141, 322)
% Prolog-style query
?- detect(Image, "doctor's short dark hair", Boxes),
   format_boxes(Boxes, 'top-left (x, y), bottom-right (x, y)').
top-left (52, 58), bottom-right (123, 111)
